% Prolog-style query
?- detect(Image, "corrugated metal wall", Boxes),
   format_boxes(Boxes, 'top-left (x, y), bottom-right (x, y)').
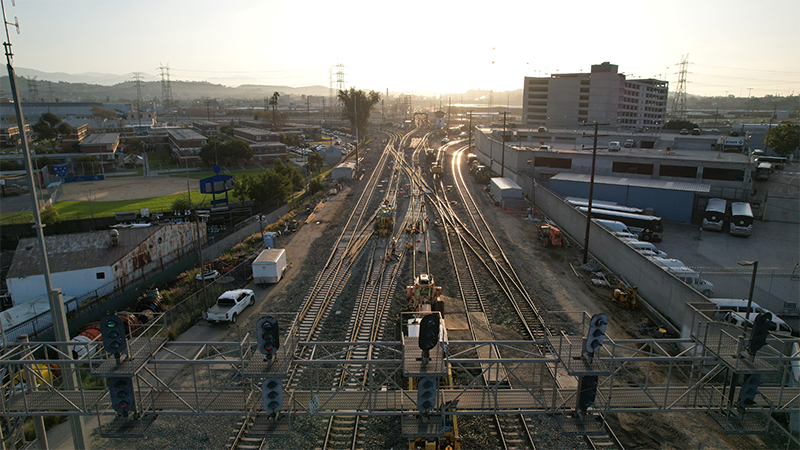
top-left (550, 179), bottom-right (695, 222)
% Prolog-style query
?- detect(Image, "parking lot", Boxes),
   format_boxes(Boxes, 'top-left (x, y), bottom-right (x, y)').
top-left (656, 220), bottom-right (799, 328)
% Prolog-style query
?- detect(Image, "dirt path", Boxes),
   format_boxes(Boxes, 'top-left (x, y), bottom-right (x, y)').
top-left (60, 176), bottom-right (195, 202)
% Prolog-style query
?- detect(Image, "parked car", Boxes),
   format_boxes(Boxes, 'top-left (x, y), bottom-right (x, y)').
top-left (692, 128), bottom-right (701, 135)
top-left (680, 129), bottom-right (689, 135)
top-left (608, 141), bottom-right (621, 151)
top-left (624, 139), bottom-right (635, 148)
top-left (202, 289), bottom-right (255, 324)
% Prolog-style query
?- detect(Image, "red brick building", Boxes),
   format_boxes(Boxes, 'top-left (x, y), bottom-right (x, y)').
top-left (168, 128), bottom-right (207, 168)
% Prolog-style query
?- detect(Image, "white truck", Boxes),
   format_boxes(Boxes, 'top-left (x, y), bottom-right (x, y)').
top-left (253, 248), bottom-right (287, 285)
top-left (203, 289), bottom-right (255, 324)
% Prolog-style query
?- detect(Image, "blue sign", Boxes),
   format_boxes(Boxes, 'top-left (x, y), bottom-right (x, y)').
top-left (53, 163), bottom-right (68, 177)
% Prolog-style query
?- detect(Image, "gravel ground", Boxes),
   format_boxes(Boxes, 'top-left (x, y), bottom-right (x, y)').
top-left (84, 135), bottom-right (785, 450)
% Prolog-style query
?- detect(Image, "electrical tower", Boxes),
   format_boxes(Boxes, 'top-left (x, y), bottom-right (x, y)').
top-left (670, 54), bottom-right (689, 120)
top-left (335, 63), bottom-right (345, 93)
top-left (158, 63), bottom-right (173, 110)
top-left (133, 72), bottom-right (145, 125)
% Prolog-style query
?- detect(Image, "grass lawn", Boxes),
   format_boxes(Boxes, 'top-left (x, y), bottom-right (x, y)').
top-left (0, 189), bottom-right (243, 225)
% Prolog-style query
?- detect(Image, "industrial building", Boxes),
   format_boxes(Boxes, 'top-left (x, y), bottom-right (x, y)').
top-left (523, 62), bottom-right (668, 131)
top-left (548, 173), bottom-right (709, 222)
top-left (474, 128), bottom-right (754, 210)
top-left (6, 223), bottom-right (201, 305)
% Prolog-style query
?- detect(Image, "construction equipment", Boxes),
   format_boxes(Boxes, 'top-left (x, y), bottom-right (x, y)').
top-left (406, 273), bottom-right (444, 313)
top-left (430, 163), bottom-right (443, 175)
top-left (426, 149), bottom-right (436, 161)
top-left (474, 165), bottom-right (489, 183)
top-left (537, 224), bottom-right (562, 247)
top-left (613, 283), bottom-right (638, 309)
top-left (375, 200), bottom-right (394, 237)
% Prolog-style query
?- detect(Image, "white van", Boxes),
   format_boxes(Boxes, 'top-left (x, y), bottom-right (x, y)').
top-left (702, 198), bottom-right (727, 231)
top-left (615, 232), bottom-right (639, 240)
top-left (723, 311), bottom-right (793, 337)
top-left (708, 298), bottom-right (766, 320)
top-left (626, 240), bottom-right (668, 258)
top-left (608, 141), bottom-right (621, 151)
top-left (597, 219), bottom-right (632, 235)
top-left (651, 257), bottom-right (714, 296)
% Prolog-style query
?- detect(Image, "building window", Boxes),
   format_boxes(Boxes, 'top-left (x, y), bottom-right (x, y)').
top-left (534, 157), bottom-right (572, 169)
top-left (702, 167), bottom-right (745, 181)
top-left (612, 162), bottom-right (654, 175)
top-left (97, 272), bottom-right (105, 280)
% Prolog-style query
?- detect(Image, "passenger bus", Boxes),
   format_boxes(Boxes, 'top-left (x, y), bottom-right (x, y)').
top-left (702, 198), bottom-right (727, 231)
top-left (568, 199), bottom-right (645, 215)
top-left (755, 156), bottom-right (786, 170)
top-left (729, 202), bottom-right (753, 237)
top-left (754, 162), bottom-right (772, 181)
top-left (578, 207), bottom-right (663, 242)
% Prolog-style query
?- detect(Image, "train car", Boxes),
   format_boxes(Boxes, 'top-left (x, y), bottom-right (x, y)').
top-left (375, 201), bottom-right (394, 237)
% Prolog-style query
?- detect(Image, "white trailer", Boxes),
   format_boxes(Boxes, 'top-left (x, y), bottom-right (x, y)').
top-left (253, 248), bottom-right (287, 284)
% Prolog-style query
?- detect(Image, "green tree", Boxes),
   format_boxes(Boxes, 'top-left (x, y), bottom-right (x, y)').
top-left (91, 105), bottom-right (119, 128)
top-left (32, 112), bottom-right (63, 142)
top-left (232, 174), bottom-right (252, 202)
top-left (198, 136), bottom-right (224, 166)
top-left (225, 139), bottom-right (253, 164)
top-left (55, 122), bottom-right (73, 141)
top-left (220, 125), bottom-right (234, 137)
top-left (272, 159), bottom-right (303, 188)
top-left (246, 170), bottom-right (291, 206)
top-left (172, 198), bottom-right (192, 212)
top-left (0, 160), bottom-right (22, 171)
top-left (198, 138), bottom-right (252, 166)
top-left (32, 156), bottom-right (54, 170)
top-left (306, 152), bottom-right (324, 175)
top-left (765, 121), bottom-right (800, 157)
top-left (337, 88), bottom-right (381, 140)
top-left (269, 92), bottom-right (280, 125)
top-left (664, 119), bottom-right (699, 130)
top-left (126, 138), bottom-right (145, 154)
top-left (40, 205), bottom-right (62, 228)
top-left (309, 178), bottom-right (324, 194)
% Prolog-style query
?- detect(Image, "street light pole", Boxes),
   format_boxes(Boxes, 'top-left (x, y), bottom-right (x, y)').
top-left (738, 260), bottom-right (759, 320)
top-left (196, 213), bottom-right (208, 306)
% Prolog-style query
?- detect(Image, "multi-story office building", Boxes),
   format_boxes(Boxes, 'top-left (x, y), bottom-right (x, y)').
top-left (523, 62), bottom-right (668, 131)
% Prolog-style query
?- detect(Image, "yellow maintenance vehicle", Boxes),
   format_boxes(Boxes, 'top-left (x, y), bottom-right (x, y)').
top-left (430, 163), bottom-right (444, 175)
top-left (375, 200), bottom-right (394, 237)
top-left (474, 165), bottom-right (489, 184)
top-left (613, 283), bottom-right (638, 309)
top-left (406, 273), bottom-right (444, 312)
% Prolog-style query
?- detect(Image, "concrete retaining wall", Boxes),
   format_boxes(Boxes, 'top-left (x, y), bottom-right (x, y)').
top-left (527, 177), bottom-right (713, 337)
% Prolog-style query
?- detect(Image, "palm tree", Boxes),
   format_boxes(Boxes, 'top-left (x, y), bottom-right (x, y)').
top-left (269, 92), bottom-right (280, 125)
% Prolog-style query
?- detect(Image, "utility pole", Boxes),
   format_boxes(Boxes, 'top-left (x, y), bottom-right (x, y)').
top-left (468, 110), bottom-right (473, 152)
top-left (582, 122), bottom-right (609, 264)
top-left (3, 16), bottom-right (88, 449)
top-left (501, 111), bottom-right (507, 178)
top-left (354, 96), bottom-right (359, 174)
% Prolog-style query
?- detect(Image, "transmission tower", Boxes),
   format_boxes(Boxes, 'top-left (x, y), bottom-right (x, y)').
top-left (670, 54), bottom-right (689, 120)
top-left (47, 81), bottom-right (55, 102)
top-left (335, 63), bottom-right (345, 92)
top-left (26, 76), bottom-right (39, 101)
top-left (158, 63), bottom-right (173, 110)
top-left (133, 72), bottom-right (145, 125)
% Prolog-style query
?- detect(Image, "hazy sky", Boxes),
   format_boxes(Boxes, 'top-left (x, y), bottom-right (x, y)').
top-left (3, 0), bottom-right (799, 97)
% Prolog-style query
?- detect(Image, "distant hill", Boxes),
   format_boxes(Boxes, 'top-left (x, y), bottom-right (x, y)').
top-left (0, 68), bottom-right (331, 103)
